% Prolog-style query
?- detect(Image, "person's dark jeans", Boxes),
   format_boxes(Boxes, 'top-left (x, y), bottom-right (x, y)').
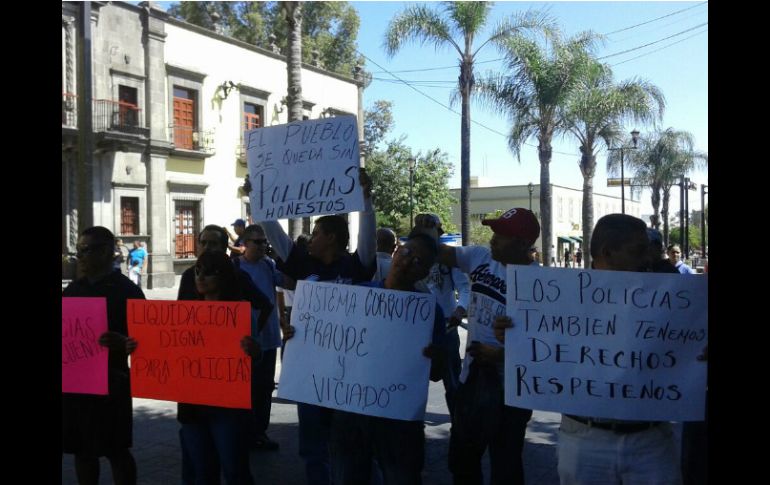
top-left (442, 326), bottom-right (462, 416)
top-left (682, 389), bottom-right (708, 485)
top-left (248, 349), bottom-right (277, 438)
top-left (298, 402), bottom-right (333, 485)
top-left (449, 362), bottom-right (532, 485)
top-left (330, 410), bottom-right (424, 485)
top-left (179, 407), bottom-right (253, 485)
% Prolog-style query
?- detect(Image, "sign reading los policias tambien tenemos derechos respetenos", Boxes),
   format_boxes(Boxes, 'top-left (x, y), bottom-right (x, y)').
top-left (504, 265), bottom-right (708, 422)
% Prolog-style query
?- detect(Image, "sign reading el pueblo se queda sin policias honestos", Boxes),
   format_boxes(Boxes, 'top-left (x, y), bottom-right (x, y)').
top-left (277, 281), bottom-right (436, 421)
top-left (504, 266), bottom-right (707, 421)
top-left (245, 116), bottom-right (364, 222)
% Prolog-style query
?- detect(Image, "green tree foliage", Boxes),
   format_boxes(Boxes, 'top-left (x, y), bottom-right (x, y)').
top-left (669, 226), bottom-right (702, 254)
top-left (367, 141), bottom-right (456, 236)
top-left (167, 1), bottom-right (361, 76)
top-left (363, 100), bottom-right (394, 158)
top-left (363, 100), bottom-right (456, 236)
top-left (474, 29), bottom-right (598, 266)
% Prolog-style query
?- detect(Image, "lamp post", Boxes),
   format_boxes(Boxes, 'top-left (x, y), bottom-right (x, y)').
top-left (608, 129), bottom-right (640, 214)
top-left (408, 157), bottom-right (416, 227)
top-left (528, 182), bottom-right (534, 210)
top-left (701, 183), bottom-right (708, 258)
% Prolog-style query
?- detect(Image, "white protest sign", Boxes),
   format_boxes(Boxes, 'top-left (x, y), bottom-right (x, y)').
top-left (277, 281), bottom-right (436, 421)
top-left (245, 116), bottom-right (363, 221)
top-left (505, 266), bottom-right (707, 421)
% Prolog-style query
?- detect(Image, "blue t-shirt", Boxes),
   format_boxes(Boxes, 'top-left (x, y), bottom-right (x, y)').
top-left (236, 256), bottom-right (284, 351)
top-left (129, 246), bottom-right (147, 269)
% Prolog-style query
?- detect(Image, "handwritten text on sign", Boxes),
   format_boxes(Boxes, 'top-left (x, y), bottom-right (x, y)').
top-left (246, 116), bottom-right (363, 221)
top-left (278, 281), bottom-right (435, 421)
top-left (505, 266), bottom-right (707, 421)
top-left (127, 300), bottom-right (252, 409)
top-left (62, 297), bottom-right (109, 395)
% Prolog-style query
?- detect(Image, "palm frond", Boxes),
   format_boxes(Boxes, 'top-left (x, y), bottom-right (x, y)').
top-left (384, 4), bottom-right (460, 57)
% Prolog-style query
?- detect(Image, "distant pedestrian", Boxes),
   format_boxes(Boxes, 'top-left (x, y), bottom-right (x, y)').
top-left (667, 244), bottom-right (695, 274)
top-left (564, 248), bottom-right (572, 268)
top-left (228, 218), bottom-right (247, 260)
top-left (575, 248), bottom-right (582, 267)
top-left (372, 227), bottom-right (397, 281)
top-left (128, 241), bottom-right (147, 286)
top-left (113, 238), bottom-right (129, 274)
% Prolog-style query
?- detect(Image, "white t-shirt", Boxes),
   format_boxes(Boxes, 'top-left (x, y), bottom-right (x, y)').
top-left (455, 245), bottom-right (508, 383)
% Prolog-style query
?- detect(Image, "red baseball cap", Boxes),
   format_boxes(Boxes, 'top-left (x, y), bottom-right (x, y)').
top-left (482, 208), bottom-right (540, 245)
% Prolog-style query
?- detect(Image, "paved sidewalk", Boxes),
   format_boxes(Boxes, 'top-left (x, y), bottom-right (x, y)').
top-left (62, 278), bottom-right (561, 484)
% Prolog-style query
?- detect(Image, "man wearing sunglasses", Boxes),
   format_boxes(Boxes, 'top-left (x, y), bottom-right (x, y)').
top-left (413, 213), bottom-right (470, 420)
top-left (63, 226), bottom-right (145, 485)
top-left (233, 224), bottom-right (289, 451)
top-left (414, 207), bottom-right (540, 485)
top-left (329, 233), bottom-right (447, 484)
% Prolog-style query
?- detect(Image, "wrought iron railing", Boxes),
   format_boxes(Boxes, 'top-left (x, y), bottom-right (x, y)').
top-left (169, 125), bottom-right (215, 153)
top-left (93, 99), bottom-right (144, 133)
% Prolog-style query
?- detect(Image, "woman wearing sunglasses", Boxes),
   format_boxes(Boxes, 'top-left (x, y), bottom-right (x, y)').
top-left (177, 251), bottom-right (259, 485)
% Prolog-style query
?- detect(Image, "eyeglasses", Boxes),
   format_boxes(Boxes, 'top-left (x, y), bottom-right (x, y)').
top-left (76, 243), bottom-right (109, 257)
top-left (245, 238), bottom-right (268, 246)
top-left (397, 246), bottom-right (423, 266)
top-left (194, 266), bottom-right (220, 278)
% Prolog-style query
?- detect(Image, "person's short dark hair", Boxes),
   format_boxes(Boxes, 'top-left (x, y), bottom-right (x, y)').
top-left (376, 228), bottom-right (397, 252)
top-left (243, 224), bottom-right (265, 236)
top-left (296, 233), bottom-right (311, 249)
top-left (667, 244), bottom-right (681, 252)
top-left (315, 215), bottom-right (349, 251)
top-left (407, 232), bottom-right (438, 260)
top-left (199, 224), bottom-right (228, 248)
top-left (82, 226), bottom-right (115, 246)
top-left (591, 214), bottom-right (647, 259)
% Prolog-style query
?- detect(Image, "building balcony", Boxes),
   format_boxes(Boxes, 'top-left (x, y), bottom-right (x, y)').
top-left (169, 125), bottom-right (215, 157)
top-left (93, 99), bottom-right (148, 136)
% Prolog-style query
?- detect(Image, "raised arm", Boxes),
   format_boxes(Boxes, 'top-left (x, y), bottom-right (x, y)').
top-left (261, 220), bottom-right (293, 262)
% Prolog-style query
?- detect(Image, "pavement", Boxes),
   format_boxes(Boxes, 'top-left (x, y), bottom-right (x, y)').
top-left (62, 277), bottom-right (562, 485)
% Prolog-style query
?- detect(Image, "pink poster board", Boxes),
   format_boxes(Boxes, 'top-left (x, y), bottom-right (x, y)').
top-left (62, 297), bottom-right (109, 395)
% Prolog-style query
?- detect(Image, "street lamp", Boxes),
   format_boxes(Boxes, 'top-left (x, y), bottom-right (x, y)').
top-left (608, 129), bottom-right (640, 214)
top-left (701, 183), bottom-right (708, 258)
top-left (528, 182), bottom-right (534, 210)
top-left (408, 157), bottom-right (416, 227)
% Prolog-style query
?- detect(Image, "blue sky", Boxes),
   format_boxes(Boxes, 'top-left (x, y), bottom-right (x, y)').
top-left (154, 1), bottom-right (708, 218)
top-left (353, 1), bottom-right (708, 218)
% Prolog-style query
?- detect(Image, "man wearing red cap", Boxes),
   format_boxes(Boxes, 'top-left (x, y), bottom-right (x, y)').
top-left (414, 207), bottom-right (540, 485)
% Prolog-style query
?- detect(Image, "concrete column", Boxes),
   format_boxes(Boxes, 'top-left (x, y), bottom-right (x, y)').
top-left (141, 1), bottom-right (175, 288)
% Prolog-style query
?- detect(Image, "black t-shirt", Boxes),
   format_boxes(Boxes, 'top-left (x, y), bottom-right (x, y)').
top-left (62, 269), bottom-right (145, 373)
top-left (278, 244), bottom-right (375, 284)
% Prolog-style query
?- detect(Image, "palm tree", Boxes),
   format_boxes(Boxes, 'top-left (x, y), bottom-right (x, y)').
top-left (283, 1), bottom-right (305, 238)
top-left (385, 2), bottom-right (551, 245)
top-left (474, 30), bottom-right (597, 266)
top-left (565, 61), bottom-right (665, 268)
top-left (609, 128), bottom-right (707, 244)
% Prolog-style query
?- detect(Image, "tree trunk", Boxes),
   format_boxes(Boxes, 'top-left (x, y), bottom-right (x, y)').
top-left (285, 2), bottom-right (305, 238)
top-left (579, 150), bottom-right (595, 269)
top-left (650, 185), bottom-right (661, 230)
top-left (460, 59), bottom-right (472, 246)
top-left (539, 141), bottom-right (552, 267)
top-left (661, 187), bottom-right (671, 246)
